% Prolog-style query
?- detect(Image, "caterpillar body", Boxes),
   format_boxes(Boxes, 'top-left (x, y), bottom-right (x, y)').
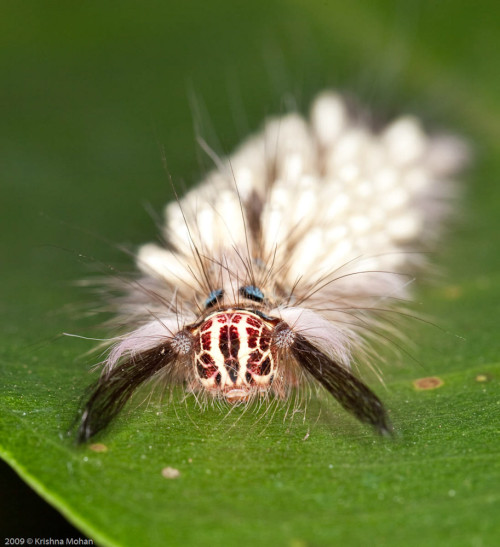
top-left (76, 92), bottom-right (467, 443)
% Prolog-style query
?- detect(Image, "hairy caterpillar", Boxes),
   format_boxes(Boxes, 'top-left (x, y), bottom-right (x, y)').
top-left (76, 91), bottom-right (467, 443)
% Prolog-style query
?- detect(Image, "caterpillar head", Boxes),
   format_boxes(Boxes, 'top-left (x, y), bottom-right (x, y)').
top-left (190, 308), bottom-right (279, 402)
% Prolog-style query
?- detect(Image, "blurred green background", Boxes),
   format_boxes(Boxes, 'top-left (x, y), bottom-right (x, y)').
top-left (1, 1), bottom-right (499, 545)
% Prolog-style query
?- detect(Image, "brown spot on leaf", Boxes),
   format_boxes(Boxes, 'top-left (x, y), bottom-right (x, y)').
top-left (413, 377), bottom-right (444, 390)
top-left (89, 443), bottom-right (108, 453)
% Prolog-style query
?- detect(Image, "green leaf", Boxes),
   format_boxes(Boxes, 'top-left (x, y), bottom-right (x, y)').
top-left (1, 1), bottom-right (499, 545)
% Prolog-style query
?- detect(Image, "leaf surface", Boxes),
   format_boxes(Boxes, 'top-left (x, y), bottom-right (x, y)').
top-left (1, 1), bottom-right (499, 545)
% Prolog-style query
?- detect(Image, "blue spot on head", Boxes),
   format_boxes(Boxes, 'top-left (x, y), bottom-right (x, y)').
top-left (205, 289), bottom-right (223, 308)
top-left (240, 285), bottom-right (265, 302)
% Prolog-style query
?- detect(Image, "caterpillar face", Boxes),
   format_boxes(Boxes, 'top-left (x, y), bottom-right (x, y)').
top-left (192, 309), bottom-right (279, 402)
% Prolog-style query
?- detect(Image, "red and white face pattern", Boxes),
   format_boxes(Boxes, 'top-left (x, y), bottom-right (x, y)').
top-left (192, 309), bottom-right (277, 402)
